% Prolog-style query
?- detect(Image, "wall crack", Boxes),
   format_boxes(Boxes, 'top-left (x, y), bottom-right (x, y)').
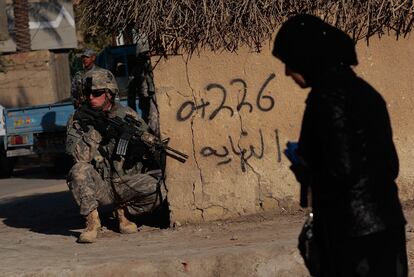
top-left (183, 54), bottom-right (206, 220)
top-left (235, 91), bottom-right (265, 210)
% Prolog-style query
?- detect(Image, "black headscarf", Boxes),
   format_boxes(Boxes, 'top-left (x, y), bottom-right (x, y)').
top-left (273, 14), bottom-right (358, 86)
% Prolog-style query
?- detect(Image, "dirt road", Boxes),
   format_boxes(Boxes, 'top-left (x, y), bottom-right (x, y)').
top-left (0, 177), bottom-right (413, 276)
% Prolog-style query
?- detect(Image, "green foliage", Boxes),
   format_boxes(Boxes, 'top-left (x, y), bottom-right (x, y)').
top-left (82, 32), bottom-right (113, 52)
top-left (73, 2), bottom-right (113, 56)
top-left (68, 50), bottom-right (83, 78)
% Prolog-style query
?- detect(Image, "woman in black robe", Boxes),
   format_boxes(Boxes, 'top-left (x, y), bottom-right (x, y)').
top-left (273, 14), bottom-right (407, 277)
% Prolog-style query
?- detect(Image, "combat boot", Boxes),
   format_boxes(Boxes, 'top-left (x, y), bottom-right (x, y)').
top-left (77, 209), bottom-right (101, 243)
top-left (117, 207), bottom-right (138, 234)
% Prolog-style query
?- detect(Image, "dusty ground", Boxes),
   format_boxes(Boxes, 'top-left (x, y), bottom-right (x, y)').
top-left (0, 181), bottom-right (414, 276)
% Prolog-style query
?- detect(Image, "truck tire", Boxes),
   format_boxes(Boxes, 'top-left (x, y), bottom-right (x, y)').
top-left (0, 149), bottom-right (13, 178)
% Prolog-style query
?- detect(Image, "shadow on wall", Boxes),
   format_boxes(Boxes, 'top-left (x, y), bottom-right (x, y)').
top-left (0, 191), bottom-right (82, 237)
top-left (16, 84), bottom-right (31, 107)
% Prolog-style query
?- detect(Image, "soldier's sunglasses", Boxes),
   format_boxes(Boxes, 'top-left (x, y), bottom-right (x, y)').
top-left (89, 89), bottom-right (107, 97)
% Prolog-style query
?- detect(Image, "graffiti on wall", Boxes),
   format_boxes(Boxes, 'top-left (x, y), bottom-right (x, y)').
top-left (200, 129), bottom-right (264, 172)
top-left (176, 73), bottom-right (276, 122)
top-left (199, 128), bottom-right (282, 172)
top-left (176, 73), bottom-right (282, 172)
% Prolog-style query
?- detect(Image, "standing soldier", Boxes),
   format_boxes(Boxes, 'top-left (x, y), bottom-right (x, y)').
top-left (71, 49), bottom-right (116, 108)
top-left (66, 70), bottom-right (166, 243)
top-left (127, 36), bottom-right (159, 135)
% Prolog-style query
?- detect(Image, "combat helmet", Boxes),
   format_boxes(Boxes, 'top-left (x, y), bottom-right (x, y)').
top-left (83, 69), bottom-right (119, 96)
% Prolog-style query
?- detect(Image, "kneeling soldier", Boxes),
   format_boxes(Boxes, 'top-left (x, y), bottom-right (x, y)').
top-left (66, 70), bottom-right (166, 243)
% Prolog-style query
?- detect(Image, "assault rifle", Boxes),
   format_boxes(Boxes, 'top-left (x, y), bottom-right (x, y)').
top-left (73, 105), bottom-right (188, 163)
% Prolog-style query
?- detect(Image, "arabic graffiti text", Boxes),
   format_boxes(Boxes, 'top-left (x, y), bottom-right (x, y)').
top-left (200, 129), bottom-right (281, 172)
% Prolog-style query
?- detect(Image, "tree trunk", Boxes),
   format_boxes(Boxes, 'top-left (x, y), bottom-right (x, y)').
top-left (13, 0), bottom-right (31, 52)
top-left (0, 0), bottom-right (9, 41)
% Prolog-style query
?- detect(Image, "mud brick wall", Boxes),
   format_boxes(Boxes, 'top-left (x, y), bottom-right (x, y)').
top-left (0, 50), bottom-right (71, 108)
top-left (153, 35), bottom-right (414, 224)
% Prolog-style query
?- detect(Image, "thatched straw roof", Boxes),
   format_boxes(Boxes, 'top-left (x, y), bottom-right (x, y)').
top-left (79, 0), bottom-right (414, 55)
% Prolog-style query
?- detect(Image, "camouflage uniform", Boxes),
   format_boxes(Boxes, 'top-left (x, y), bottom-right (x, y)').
top-left (127, 53), bottom-right (160, 135)
top-left (66, 102), bottom-right (166, 216)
